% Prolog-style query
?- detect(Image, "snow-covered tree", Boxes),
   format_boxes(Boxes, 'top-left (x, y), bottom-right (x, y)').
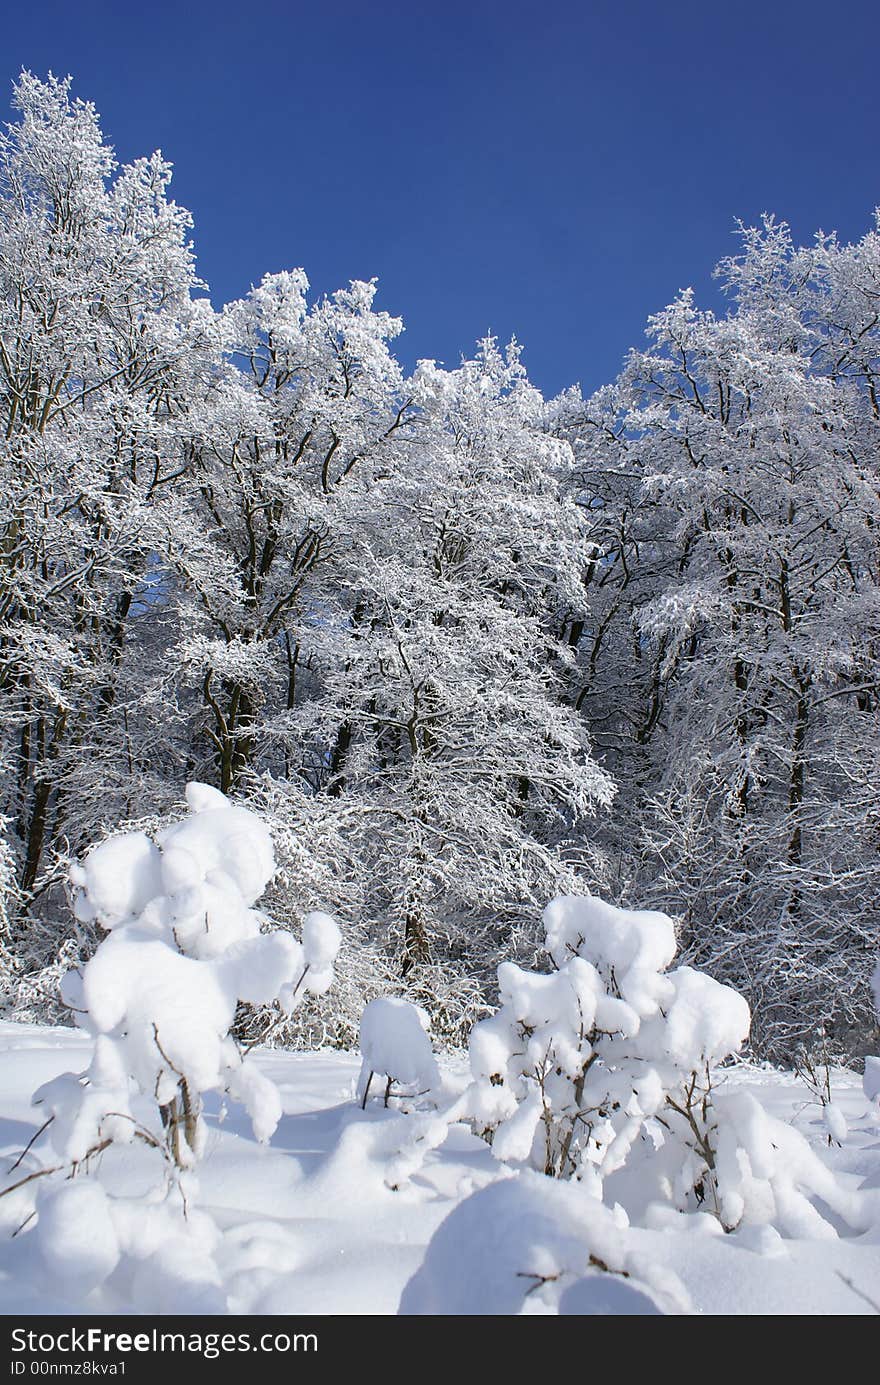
top-left (0, 784), bottom-right (341, 1311)
top-left (564, 217), bottom-right (880, 1057)
top-left (0, 72), bottom-right (208, 972)
top-left (167, 272), bottom-right (412, 795)
top-left (295, 339), bottom-right (615, 1034)
top-left (357, 995), bottom-right (441, 1108)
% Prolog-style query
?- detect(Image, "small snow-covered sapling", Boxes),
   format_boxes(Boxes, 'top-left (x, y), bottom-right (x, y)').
top-left (357, 996), bottom-right (440, 1109)
top-left (35, 782), bottom-right (341, 1172)
top-left (465, 894), bottom-right (751, 1200)
top-left (794, 1030), bottom-right (848, 1147)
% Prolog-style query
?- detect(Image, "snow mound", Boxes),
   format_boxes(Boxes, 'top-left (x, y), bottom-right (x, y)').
top-left (398, 1170), bottom-right (690, 1315)
top-left (36, 1181), bottom-right (119, 1293)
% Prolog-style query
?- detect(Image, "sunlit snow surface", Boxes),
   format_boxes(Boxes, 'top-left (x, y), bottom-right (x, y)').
top-left (0, 1023), bottom-right (878, 1315)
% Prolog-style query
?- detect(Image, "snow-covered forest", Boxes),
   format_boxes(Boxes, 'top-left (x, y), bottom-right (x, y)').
top-left (0, 73), bottom-right (878, 1319)
top-left (2, 72), bottom-right (877, 1056)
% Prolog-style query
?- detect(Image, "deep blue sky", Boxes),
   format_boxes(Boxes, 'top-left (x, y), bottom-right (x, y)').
top-left (4, 1), bottom-right (879, 396)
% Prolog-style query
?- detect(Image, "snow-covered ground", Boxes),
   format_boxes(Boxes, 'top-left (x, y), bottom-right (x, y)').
top-left (0, 1022), bottom-right (877, 1316)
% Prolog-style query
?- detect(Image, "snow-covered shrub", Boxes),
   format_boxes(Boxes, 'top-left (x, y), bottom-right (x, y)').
top-left (465, 894), bottom-right (750, 1208)
top-left (357, 996), bottom-right (441, 1108)
top-left (704, 1088), bottom-right (875, 1238)
top-left (793, 1032), bottom-right (848, 1147)
top-left (6, 1172), bottom-right (230, 1314)
top-left (36, 782), bottom-right (340, 1170)
top-left (398, 1170), bottom-right (691, 1314)
top-left (462, 893), bottom-right (880, 1240)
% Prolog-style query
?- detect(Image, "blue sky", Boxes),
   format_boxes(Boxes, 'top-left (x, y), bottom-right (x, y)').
top-left (4, 1), bottom-right (879, 396)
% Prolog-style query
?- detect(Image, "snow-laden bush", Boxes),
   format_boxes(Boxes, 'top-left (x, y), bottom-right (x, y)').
top-left (465, 895), bottom-right (749, 1205)
top-left (34, 782), bottom-right (340, 1171)
top-left (703, 1088), bottom-right (874, 1237)
top-left (395, 892), bottom-right (879, 1314)
top-left (357, 996), bottom-right (441, 1109)
top-left (460, 894), bottom-right (880, 1239)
